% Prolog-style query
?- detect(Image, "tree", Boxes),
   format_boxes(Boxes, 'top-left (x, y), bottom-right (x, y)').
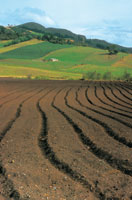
top-left (107, 45), bottom-right (118, 55)
top-left (103, 72), bottom-right (112, 80)
top-left (122, 71), bottom-right (131, 81)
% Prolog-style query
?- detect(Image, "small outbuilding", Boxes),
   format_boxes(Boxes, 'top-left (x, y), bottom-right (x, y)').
top-left (49, 58), bottom-right (59, 62)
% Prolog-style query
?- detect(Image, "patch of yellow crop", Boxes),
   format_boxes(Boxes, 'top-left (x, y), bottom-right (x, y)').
top-left (112, 54), bottom-right (132, 68)
top-left (0, 65), bottom-right (81, 80)
top-left (0, 39), bottom-right (43, 54)
top-left (72, 64), bottom-right (97, 69)
top-left (0, 40), bottom-right (11, 44)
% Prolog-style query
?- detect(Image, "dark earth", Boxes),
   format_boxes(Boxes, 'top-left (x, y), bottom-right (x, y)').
top-left (0, 78), bottom-right (132, 200)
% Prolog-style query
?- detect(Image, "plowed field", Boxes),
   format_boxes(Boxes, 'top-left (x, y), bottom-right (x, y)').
top-left (0, 79), bottom-right (132, 200)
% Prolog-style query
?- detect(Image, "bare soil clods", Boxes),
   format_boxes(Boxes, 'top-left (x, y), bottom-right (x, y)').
top-left (0, 79), bottom-right (132, 200)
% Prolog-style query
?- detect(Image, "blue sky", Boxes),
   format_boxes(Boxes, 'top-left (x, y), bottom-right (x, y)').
top-left (0, 0), bottom-right (132, 47)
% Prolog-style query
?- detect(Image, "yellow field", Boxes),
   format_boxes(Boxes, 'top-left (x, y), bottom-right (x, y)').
top-left (0, 40), bottom-right (11, 43)
top-left (0, 65), bottom-right (81, 80)
top-left (112, 54), bottom-right (132, 68)
top-left (0, 39), bottom-right (132, 80)
top-left (0, 39), bottom-right (43, 53)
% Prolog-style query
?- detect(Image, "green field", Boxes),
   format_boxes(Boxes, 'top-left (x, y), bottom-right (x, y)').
top-left (0, 41), bottom-right (72, 59)
top-left (0, 40), bottom-right (11, 48)
top-left (0, 39), bottom-right (43, 53)
top-left (0, 39), bottom-right (132, 80)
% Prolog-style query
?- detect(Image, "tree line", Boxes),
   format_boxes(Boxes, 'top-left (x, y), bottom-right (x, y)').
top-left (1, 25), bottom-right (131, 54)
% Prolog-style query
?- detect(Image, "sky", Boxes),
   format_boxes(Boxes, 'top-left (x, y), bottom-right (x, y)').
top-left (0, 0), bottom-right (132, 47)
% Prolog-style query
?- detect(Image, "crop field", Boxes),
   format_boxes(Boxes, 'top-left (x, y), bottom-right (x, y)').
top-left (0, 39), bottom-right (43, 54)
top-left (0, 79), bottom-right (132, 200)
top-left (0, 40), bottom-right (132, 80)
top-left (0, 40), bottom-right (12, 48)
top-left (0, 42), bottom-right (72, 59)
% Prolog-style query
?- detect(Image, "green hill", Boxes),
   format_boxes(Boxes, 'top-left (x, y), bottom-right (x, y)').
top-left (0, 22), bottom-right (132, 80)
top-left (17, 22), bottom-right (46, 33)
top-left (16, 22), bottom-right (132, 53)
top-left (0, 25), bottom-right (17, 40)
top-left (0, 25), bottom-right (31, 40)
top-left (0, 41), bottom-right (72, 59)
top-left (86, 39), bottom-right (132, 54)
top-left (17, 22), bottom-right (86, 42)
top-left (0, 40), bottom-right (132, 80)
top-left (1, 22), bottom-right (132, 53)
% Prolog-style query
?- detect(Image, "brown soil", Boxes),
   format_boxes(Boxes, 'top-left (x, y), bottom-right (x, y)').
top-left (0, 79), bottom-right (132, 200)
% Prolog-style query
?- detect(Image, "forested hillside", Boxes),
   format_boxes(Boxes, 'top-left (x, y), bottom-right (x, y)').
top-left (0, 22), bottom-right (132, 53)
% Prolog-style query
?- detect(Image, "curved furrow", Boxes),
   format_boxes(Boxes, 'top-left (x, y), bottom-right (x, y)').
top-left (0, 80), bottom-right (131, 199)
top-left (114, 83), bottom-right (132, 94)
top-left (116, 84), bottom-right (132, 95)
top-left (51, 88), bottom-right (132, 177)
top-left (0, 88), bottom-right (45, 200)
top-left (0, 87), bottom-right (55, 142)
top-left (96, 83), bottom-right (132, 115)
top-left (108, 82), bottom-right (132, 99)
top-left (0, 87), bottom-right (29, 106)
top-left (119, 84), bottom-right (132, 96)
top-left (85, 86), bottom-right (132, 126)
top-left (0, 161), bottom-right (21, 200)
top-left (0, 86), bottom-right (22, 100)
top-left (0, 104), bottom-right (22, 143)
top-left (52, 86), bottom-right (132, 200)
top-left (107, 86), bottom-right (132, 107)
top-left (87, 86), bottom-right (132, 120)
top-left (0, 88), bottom-right (45, 143)
top-left (114, 85), bottom-right (132, 102)
top-left (37, 89), bottom-right (106, 200)
top-left (100, 84), bottom-right (132, 114)
top-left (124, 85), bottom-right (132, 92)
top-left (68, 86), bottom-right (132, 156)
top-left (76, 87), bottom-right (132, 146)
top-left (85, 86), bottom-right (94, 105)
top-left (101, 85), bottom-right (132, 111)
top-left (94, 86), bottom-right (132, 118)
top-left (0, 87), bottom-right (38, 108)
top-left (0, 85), bottom-right (30, 101)
top-left (121, 83), bottom-right (132, 91)
top-left (66, 88), bottom-right (132, 173)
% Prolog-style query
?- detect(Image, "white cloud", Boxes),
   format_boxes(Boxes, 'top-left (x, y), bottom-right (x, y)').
top-left (70, 20), bottom-right (132, 47)
top-left (0, 7), bottom-right (56, 27)
top-left (0, 1), bottom-right (132, 47)
top-left (39, 0), bottom-right (132, 47)
top-left (23, 11), bottom-right (55, 26)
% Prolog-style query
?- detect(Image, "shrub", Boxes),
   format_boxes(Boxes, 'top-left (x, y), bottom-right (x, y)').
top-left (27, 74), bottom-right (32, 79)
top-left (85, 71), bottom-right (97, 80)
top-left (34, 76), bottom-right (49, 80)
top-left (122, 71), bottom-right (131, 81)
top-left (96, 73), bottom-right (101, 80)
top-left (4, 35), bottom-right (33, 47)
top-left (83, 71), bottom-right (101, 80)
top-left (103, 72), bottom-right (112, 80)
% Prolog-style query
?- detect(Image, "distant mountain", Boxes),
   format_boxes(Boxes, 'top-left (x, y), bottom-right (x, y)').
top-left (0, 22), bottom-right (132, 53)
top-left (17, 22), bottom-right (86, 42)
top-left (17, 22), bottom-right (46, 33)
top-left (0, 25), bottom-right (31, 40)
top-left (86, 39), bottom-right (132, 54)
top-left (0, 25), bottom-right (17, 40)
